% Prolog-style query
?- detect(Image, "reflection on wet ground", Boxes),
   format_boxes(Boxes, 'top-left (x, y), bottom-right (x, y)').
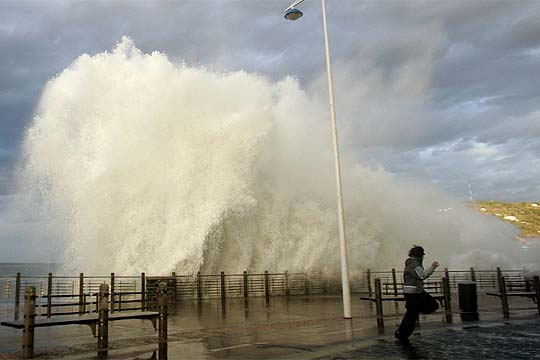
top-left (0, 295), bottom-right (538, 359)
top-left (316, 322), bottom-right (540, 360)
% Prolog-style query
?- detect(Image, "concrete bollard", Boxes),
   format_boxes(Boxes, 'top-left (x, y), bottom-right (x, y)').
top-left (157, 281), bottom-right (168, 360)
top-left (97, 284), bottom-right (109, 357)
top-left (22, 286), bottom-right (36, 359)
top-left (374, 278), bottom-right (384, 330)
top-left (458, 281), bottom-right (478, 321)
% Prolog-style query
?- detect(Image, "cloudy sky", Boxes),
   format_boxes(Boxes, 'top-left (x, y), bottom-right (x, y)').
top-left (1, 0), bottom-right (539, 214)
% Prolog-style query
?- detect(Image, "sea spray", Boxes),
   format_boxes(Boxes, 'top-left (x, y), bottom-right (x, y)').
top-left (16, 37), bottom-right (532, 275)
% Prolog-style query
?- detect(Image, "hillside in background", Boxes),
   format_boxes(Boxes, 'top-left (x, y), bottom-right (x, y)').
top-left (474, 201), bottom-right (540, 238)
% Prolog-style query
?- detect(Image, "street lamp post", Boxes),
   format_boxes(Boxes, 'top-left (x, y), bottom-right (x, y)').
top-left (284, 0), bottom-right (352, 319)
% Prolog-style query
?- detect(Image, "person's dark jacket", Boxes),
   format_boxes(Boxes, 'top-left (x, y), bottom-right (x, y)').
top-left (402, 256), bottom-right (435, 294)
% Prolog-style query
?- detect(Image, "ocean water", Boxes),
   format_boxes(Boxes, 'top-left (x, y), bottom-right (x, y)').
top-left (0, 263), bottom-right (58, 276)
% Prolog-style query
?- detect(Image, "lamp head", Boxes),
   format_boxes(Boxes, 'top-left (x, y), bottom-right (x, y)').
top-left (284, 7), bottom-right (303, 20)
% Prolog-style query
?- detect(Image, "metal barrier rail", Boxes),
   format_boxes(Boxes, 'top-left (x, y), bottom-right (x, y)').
top-left (362, 268), bottom-right (526, 296)
top-left (0, 268), bottom-right (528, 321)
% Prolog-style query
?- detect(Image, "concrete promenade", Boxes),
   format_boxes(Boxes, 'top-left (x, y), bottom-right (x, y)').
top-left (0, 295), bottom-right (538, 359)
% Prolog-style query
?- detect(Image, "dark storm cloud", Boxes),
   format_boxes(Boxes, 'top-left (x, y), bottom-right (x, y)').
top-left (0, 0), bottom-right (539, 205)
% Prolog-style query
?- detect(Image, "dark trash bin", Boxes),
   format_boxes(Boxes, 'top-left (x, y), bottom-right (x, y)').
top-left (458, 281), bottom-right (479, 321)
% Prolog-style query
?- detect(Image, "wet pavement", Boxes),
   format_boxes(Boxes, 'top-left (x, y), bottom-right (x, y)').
top-left (0, 295), bottom-right (539, 359)
top-left (313, 320), bottom-right (540, 360)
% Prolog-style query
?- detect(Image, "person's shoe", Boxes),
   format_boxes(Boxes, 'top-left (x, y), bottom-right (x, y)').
top-left (394, 330), bottom-right (410, 343)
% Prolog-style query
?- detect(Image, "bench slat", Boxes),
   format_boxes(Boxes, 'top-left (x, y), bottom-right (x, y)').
top-left (360, 295), bottom-right (444, 302)
top-left (1, 311), bottom-right (159, 329)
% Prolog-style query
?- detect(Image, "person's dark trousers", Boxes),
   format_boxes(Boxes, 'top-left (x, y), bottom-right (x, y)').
top-left (396, 291), bottom-right (439, 339)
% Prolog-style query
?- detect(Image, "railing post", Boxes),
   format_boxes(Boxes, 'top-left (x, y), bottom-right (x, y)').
top-left (14, 272), bottom-right (21, 321)
top-left (367, 269), bottom-right (372, 297)
top-left (243, 271), bottom-right (248, 299)
top-left (141, 272), bottom-right (146, 311)
top-left (110, 272), bottom-right (115, 313)
top-left (321, 271), bottom-right (327, 294)
top-left (79, 273), bottom-right (85, 315)
top-left (22, 286), bottom-right (36, 359)
top-left (197, 271), bottom-right (202, 301)
top-left (374, 278), bottom-right (384, 330)
top-left (157, 281), bottom-right (168, 360)
top-left (46, 272), bottom-right (53, 318)
top-left (498, 276), bottom-right (509, 319)
top-left (533, 276), bottom-right (540, 316)
top-left (220, 271), bottom-right (226, 303)
top-left (470, 267), bottom-right (476, 282)
top-left (496, 267), bottom-right (502, 284)
top-left (442, 277), bottom-right (452, 323)
top-left (444, 268), bottom-right (450, 289)
top-left (97, 284), bottom-right (109, 357)
top-left (171, 272), bottom-right (176, 302)
top-left (391, 268), bottom-right (398, 296)
top-left (284, 271), bottom-right (290, 296)
top-left (264, 271), bottom-right (270, 302)
top-left (305, 273), bottom-right (310, 295)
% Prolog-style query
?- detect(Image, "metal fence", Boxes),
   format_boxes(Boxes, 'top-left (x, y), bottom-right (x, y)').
top-left (0, 268), bottom-right (527, 320)
top-left (173, 271), bottom-right (326, 301)
top-left (360, 267), bottom-right (526, 296)
top-left (0, 271), bottom-right (329, 320)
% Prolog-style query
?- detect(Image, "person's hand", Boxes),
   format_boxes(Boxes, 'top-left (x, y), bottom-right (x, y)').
top-left (431, 261), bottom-right (440, 269)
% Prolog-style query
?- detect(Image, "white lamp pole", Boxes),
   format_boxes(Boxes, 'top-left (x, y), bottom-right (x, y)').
top-left (284, 0), bottom-right (352, 319)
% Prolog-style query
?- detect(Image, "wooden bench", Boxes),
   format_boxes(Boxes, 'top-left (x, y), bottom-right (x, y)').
top-left (486, 272), bottom-right (540, 318)
top-left (1, 282), bottom-right (169, 359)
top-left (360, 277), bottom-right (453, 329)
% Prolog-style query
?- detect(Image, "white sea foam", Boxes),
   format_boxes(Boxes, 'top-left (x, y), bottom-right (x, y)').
top-left (15, 38), bottom-right (535, 275)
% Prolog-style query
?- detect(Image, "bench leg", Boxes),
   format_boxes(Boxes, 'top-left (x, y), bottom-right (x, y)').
top-left (23, 286), bottom-right (36, 359)
top-left (443, 277), bottom-right (453, 323)
top-left (499, 277), bottom-right (510, 319)
top-left (158, 281), bottom-right (168, 360)
top-left (534, 276), bottom-right (540, 316)
top-left (97, 284), bottom-right (109, 357)
top-left (374, 278), bottom-right (384, 330)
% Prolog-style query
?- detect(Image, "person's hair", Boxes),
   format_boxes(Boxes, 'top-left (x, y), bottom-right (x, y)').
top-left (408, 245), bottom-right (425, 258)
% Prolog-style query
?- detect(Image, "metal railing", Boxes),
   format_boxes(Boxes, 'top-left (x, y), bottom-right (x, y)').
top-left (360, 267), bottom-right (526, 296)
top-left (0, 267), bottom-right (529, 321)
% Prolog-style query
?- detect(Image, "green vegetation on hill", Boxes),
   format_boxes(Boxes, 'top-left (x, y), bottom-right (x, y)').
top-left (474, 201), bottom-right (540, 238)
